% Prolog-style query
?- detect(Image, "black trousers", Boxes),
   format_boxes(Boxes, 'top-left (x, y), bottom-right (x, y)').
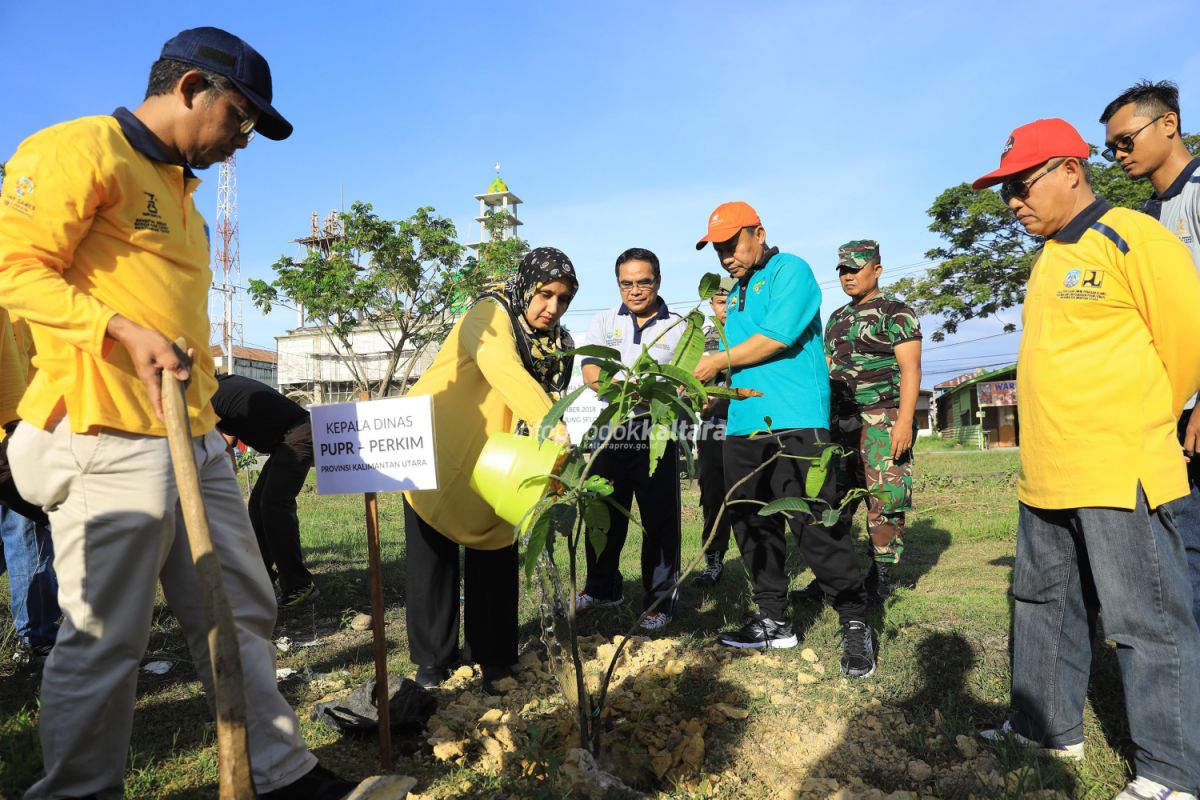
top-left (403, 499), bottom-right (518, 668)
top-left (697, 422), bottom-right (732, 557)
top-left (724, 428), bottom-right (865, 621)
top-left (583, 429), bottom-right (682, 614)
top-left (248, 420), bottom-right (314, 595)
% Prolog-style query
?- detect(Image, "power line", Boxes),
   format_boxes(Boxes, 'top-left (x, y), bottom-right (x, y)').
top-left (923, 329), bottom-right (1022, 351)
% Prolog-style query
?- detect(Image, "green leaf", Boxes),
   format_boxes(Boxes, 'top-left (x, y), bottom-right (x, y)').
top-left (556, 452), bottom-right (585, 492)
top-left (583, 475), bottom-right (614, 496)
top-left (649, 397), bottom-right (671, 429)
top-left (647, 422), bottom-right (672, 477)
top-left (698, 272), bottom-right (724, 300)
top-left (758, 497), bottom-right (812, 517)
top-left (805, 461), bottom-right (828, 500)
top-left (538, 384), bottom-right (587, 441)
top-left (821, 508), bottom-right (841, 528)
top-left (803, 442), bottom-right (839, 498)
top-left (565, 344), bottom-right (623, 360)
top-left (522, 506), bottom-right (554, 584)
top-left (670, 311), bottom-right (707, 372)
top-left (644, 362), bottom-right (708, 404)
top-left (583, 501), bottom-right (610, 554)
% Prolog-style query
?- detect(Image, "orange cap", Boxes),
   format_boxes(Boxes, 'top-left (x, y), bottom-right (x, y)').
top-left (696, 201), bottom-right (762, 250)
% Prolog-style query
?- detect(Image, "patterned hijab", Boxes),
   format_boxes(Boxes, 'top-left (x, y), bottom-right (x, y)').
top-left (478, 247), bottom-right (579, 396)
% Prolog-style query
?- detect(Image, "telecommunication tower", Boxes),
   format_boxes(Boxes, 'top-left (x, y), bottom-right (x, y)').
top-left (211, 154), bottom-right (243, 374)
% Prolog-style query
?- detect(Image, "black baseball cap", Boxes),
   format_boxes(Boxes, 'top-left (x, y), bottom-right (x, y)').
top-left (160, 26), bottom-right (292, 141)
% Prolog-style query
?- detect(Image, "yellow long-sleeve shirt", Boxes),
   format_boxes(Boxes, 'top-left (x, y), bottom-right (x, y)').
top-left (0, 308), bottom-right (29, 428)
top-left (0, 111), bottom-right (217, 437)
top-left (1018, 200), bottom-right (1200, 510)
top-left (403, 298), bottom-right (560, 550)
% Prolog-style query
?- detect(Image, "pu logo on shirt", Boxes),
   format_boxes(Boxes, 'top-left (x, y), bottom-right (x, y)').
top-left (1177, 218), bottom-right (1193, 244)
top-left (1057, 267), bottom-right (1106, 301)
top-left (134, 191), bottom-right (170, 234)
top-left (605, 328), bottom-right (624, 346)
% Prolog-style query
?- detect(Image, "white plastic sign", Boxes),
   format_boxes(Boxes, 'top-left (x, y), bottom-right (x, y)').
top-left (311, 396), bottom-right (438, 495)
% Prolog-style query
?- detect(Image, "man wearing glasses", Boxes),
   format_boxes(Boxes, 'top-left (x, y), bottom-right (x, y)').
top-left (0, 27), bottom-right (355, 799)
top-left (1101, 80), bottom-right (1200, 633)
top-left (577, 248), bottom-right (685, 631)
top-left (691, 202), bottom-right (874, 678)
top-left (971, 118), bottom-right (1200, 800)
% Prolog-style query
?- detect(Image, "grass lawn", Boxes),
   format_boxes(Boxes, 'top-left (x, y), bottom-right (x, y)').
top-left (0, 449), bottom-right (1139, 798)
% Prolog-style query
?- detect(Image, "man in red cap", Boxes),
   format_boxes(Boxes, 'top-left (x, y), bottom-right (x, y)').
top-left (0, 27), bottom-right (354, 800)
top-left (971, 118), bottom-right (1200, 800)
top-left (692, 203), bottom-right (874, 678)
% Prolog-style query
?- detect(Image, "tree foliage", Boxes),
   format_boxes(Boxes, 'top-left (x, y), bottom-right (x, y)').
top-left (473, 208), bottom-right (528, 282)
top-left (892, 135), bottom-right (1200, 341)
top-left (248, 201), bottom-right (489, 397)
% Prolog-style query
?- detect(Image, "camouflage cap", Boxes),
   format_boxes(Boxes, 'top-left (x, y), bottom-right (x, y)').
top-left (836, 240), bottom-right (881, 270)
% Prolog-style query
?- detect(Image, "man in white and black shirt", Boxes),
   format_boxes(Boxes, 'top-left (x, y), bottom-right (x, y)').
top-left (577, 247), bottom-right (685, 632)
top-left (1102, 80), bottom-right (1200, 631)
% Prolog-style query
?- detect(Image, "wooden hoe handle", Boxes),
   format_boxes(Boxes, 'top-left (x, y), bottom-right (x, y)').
top-left (161, 343), bottom-right (256, 799)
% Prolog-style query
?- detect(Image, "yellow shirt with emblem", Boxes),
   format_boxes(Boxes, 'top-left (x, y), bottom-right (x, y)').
top-left (0, 115), bottom-right (217, 436)
top-left (1018, 203), bottom-right (1200, 510)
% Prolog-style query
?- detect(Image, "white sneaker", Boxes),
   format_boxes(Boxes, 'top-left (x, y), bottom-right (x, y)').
top-left (978, 720), bottom-right (1084, 761)
top-left (639, 611), bottom-right (671, 631)
top-left (1114, 777), bottom-right (1198, 800)
top-left (575, 591), bottom-right (624, 613)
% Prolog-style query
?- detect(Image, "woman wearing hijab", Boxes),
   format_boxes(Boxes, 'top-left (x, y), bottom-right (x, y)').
top-left (403, 247), bottom-right (578, 694)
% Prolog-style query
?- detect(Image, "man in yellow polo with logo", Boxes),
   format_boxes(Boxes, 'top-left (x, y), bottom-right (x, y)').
top-left (971, 118), bottom-right (1200, 800)
top-left (0, 27), bottom-right (354, 800)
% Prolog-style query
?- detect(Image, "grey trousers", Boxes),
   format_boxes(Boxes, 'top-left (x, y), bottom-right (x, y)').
top-left (10, 420), bottom-right (316, 799)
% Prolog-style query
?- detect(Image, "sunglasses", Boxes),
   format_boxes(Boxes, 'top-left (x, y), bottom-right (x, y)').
top-left (999, 158), bottom-right (1067, 204)
top-left (1100, 114), bottom-right (1164, 162)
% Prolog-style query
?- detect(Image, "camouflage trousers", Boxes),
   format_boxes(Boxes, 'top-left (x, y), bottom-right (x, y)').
top-left (831, 407), bottom-right (913, 564)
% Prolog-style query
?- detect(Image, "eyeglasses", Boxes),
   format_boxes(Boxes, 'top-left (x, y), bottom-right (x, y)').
top-left (999, 158), bottom-right (1067, 204)
top-left (618, 279), bottom-right (656, 291)
top-left (212, 86), bottom-right (258, 142)
top-left (1101, 114), bottom-right (1164, 162)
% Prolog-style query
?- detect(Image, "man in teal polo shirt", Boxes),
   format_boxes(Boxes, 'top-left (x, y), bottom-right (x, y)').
top-left (693, 202), bottom-right (873, 677)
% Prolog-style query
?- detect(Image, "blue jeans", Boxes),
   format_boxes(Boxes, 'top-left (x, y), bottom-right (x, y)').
top-left (0, 506), bottom-right (60, 646)
top-left (1009, 488), bottom-right (1200, 793)
top-left (1175, 459), bottom-right (1200, 631)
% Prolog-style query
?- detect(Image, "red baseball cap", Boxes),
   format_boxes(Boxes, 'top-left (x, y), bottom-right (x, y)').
top-left (972, 118), bottom-right (1089, 190)
top-left (696, 201), bottom-right (761, 250)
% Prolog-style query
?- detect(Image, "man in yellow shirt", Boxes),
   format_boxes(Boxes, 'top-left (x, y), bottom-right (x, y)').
top-left (971, 118), bottom-right (1200, 800)
top-left (0, 27), bottom-right (353, 800)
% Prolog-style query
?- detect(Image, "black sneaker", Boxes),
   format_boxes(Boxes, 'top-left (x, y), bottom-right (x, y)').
top-left (717, 613), bottom-right (798, 649)
top-left (280, 583), bottom-right (320, 608)
top-left (865, 561), bottom-right (896, 602)
top-left (12, 640), bottom-right (53, 665)
top-left (414, 665), bottom-right (450, 689)
top-left (840, 620), bottom-right (876, 678)
top-left (693, 552), bottom-right (725, 587)
top-left (789, 579), bottom-right (825, 606)
top-left (259, 763), bottom-right (356, 800)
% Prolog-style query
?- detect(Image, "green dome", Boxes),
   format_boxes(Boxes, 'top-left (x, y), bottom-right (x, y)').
top-left (488, 175), bottom-right (509, 194)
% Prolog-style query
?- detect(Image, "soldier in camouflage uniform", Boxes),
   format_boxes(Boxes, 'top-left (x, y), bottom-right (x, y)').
top-left (823, 240), bottom-right (922, 601)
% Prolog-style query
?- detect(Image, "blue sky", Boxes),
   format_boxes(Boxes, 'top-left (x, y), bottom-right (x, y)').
top-left (5, 1), bottom-right (1199, 387)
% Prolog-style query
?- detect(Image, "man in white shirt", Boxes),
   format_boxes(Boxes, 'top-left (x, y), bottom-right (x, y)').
top-left (577, 247), bottom-right (685, 631)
